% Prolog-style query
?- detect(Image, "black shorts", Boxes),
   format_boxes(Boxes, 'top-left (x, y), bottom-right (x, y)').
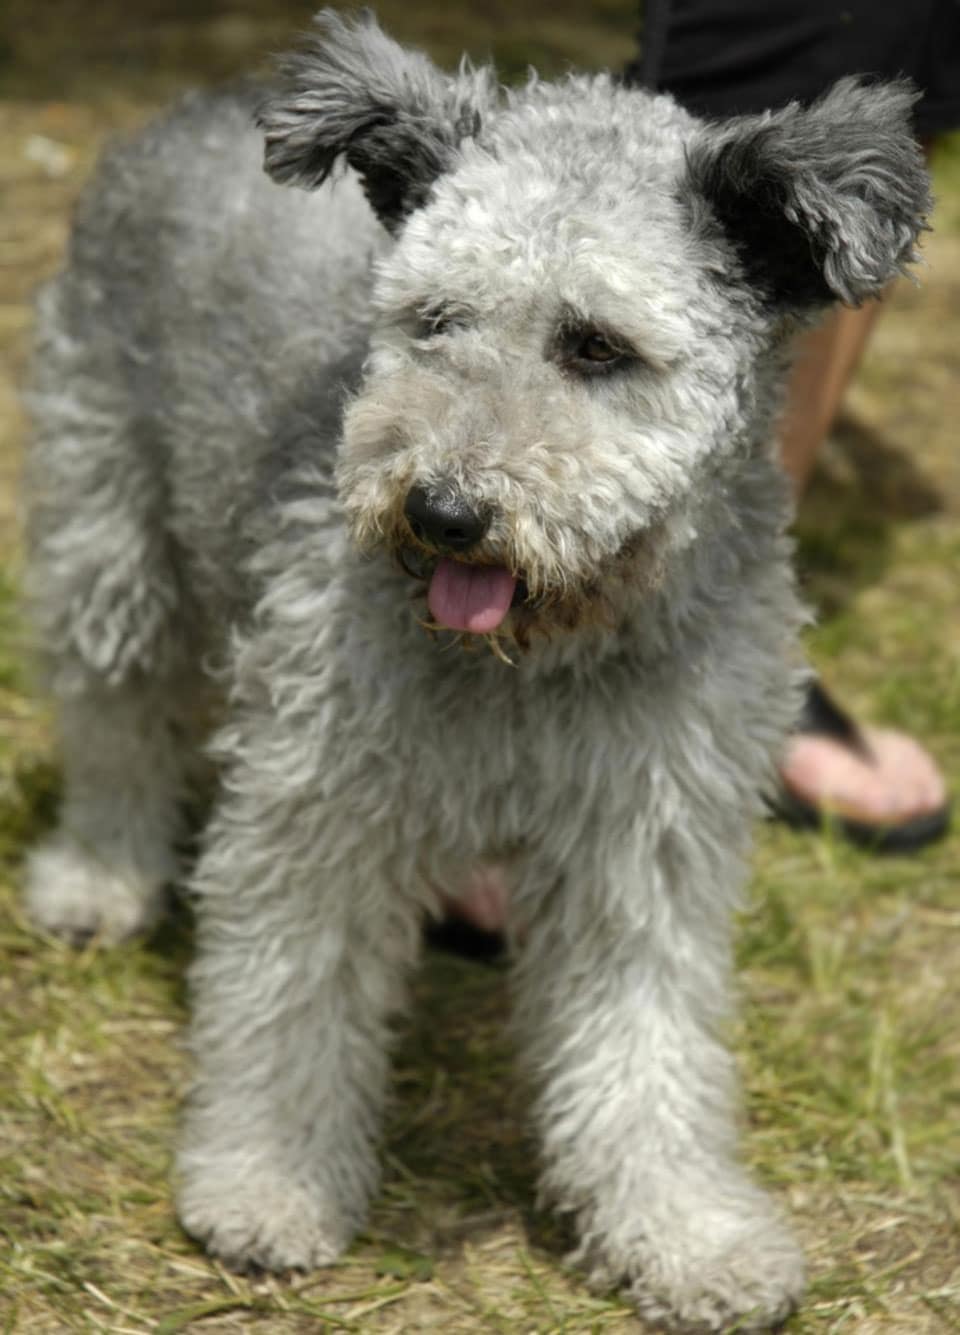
top-left (628, 0), bottom-right (960, 137)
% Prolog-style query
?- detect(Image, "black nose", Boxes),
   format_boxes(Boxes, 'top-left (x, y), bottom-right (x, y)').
top-left (403, 483), bottom-right (489, 552)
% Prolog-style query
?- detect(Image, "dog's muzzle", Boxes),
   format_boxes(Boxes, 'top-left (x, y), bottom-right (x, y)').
top-left (402, 483), bottom-right (518, 634)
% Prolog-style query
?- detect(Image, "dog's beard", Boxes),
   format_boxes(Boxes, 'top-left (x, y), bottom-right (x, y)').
top-left (391, 528), bottom-right (665, 656)
top-left (347, 488), bottom-right (668, 654)
top-left (394, 547), bottom-right (534, 659)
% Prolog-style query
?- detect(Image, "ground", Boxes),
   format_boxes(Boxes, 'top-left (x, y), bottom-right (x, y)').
top-left (1, 4), bottom-right (958, 1332)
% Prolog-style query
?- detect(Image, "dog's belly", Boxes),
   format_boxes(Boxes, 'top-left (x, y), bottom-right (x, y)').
top-left (438, 863), bottom-right (510, 932)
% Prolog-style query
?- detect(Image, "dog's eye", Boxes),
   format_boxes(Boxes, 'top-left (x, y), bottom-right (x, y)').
top-left (579, 334), bottom-right (620, 364)
top-left (415, 306), bottom-right (469, 340)
top-left (562, 329), bottom-right (633, 376)
top-left (423, 312), bottom-right (452, 337)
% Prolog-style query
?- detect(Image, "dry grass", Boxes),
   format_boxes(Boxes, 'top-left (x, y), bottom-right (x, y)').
top-left (1, 5), bottom-right (959, 1331)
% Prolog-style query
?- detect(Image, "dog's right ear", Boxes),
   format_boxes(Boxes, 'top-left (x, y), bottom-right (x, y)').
top-left (257, 9), bottom-right (495, 232)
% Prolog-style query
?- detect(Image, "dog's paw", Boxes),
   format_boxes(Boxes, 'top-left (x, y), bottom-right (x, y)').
top-left (586, 1194), bottom-right (805, 1332)
top-left (177, 1168), bottom-right (352, 1273)
top-left (24, 835), bottom-right (167, 945)
top-left (630, 1220), bottom-right (804, 1332)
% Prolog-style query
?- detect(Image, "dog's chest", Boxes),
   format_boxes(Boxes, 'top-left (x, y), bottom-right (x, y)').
top-left (380, 640), bottom-right (657, 852)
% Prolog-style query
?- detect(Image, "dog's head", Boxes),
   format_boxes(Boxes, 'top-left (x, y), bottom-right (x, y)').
top-left (259, 10), bottom-right (929, 646)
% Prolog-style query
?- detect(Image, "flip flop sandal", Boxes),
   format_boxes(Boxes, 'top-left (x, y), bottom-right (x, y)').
top-left (774, 679), bottom-right (952, 854)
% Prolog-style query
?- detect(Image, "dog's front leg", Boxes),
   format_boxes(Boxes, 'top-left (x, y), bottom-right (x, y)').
top-left (513, 838), bottom-right (805, 1332)
top-left (176, 721), bottom-right (420, 1273)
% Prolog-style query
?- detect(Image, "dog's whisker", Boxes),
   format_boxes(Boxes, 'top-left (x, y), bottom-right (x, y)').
top-left (485, 634), bottom-right (517, 667)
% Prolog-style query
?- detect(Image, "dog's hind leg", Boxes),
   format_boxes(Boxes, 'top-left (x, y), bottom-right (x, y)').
top-left (25, 681), bottom-right (187, 944)
top-left (23, 287), bottom-right (189, 943)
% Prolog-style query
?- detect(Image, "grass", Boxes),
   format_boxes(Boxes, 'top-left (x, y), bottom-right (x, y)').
top-left (1, 5), bottom-right (959, 1331)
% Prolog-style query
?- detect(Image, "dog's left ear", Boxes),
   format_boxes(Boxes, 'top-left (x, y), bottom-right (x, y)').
top-left (684, 78), bottom-right (931, 309)
top-left (257, 9), bottom-right (495, 232)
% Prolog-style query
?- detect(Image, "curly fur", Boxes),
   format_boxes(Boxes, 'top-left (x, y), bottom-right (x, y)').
top-left (23, 11), bottom-right (929, 1330)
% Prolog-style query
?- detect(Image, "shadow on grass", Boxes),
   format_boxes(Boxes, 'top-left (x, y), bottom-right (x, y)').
top-left (142, 890), bottom-right (195, 1012)
top-left (381, 945), bottom-right (575, 1261)
top-left (795, 411), bottom-right (943, 620)
top-left (0, 752), bottom-right (59, 871)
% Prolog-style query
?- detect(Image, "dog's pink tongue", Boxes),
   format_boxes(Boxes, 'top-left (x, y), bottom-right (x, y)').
top-left (428, 558), bottom-right (517, 633)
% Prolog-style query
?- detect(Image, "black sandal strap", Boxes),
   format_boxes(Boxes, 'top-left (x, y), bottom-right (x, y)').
top-left (795, 679), bottom-right (874, 762)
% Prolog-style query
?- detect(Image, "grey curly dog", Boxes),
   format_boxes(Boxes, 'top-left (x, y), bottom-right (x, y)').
top-left (23, 10), bottom-right (929, 1329)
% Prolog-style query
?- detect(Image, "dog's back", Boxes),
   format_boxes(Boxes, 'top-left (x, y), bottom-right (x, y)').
top-left (28, 86), bottom-right (383, 625)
